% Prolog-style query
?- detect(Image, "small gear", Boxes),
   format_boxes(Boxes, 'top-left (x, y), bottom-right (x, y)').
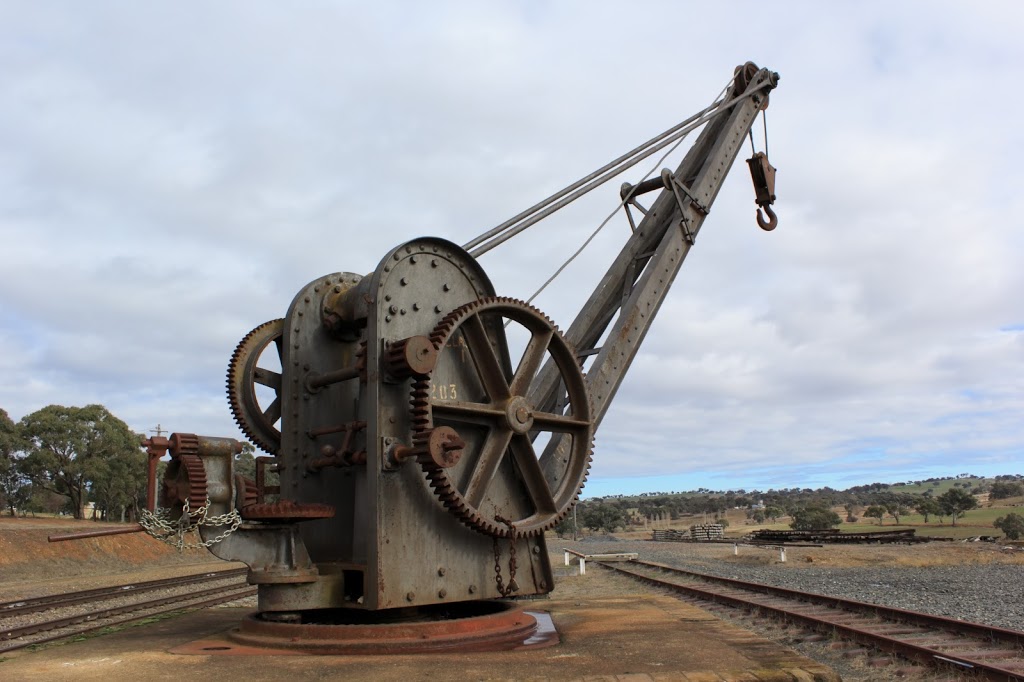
top-left (240, 500), bottom-right (335, 522)
top-left (227, 319), bottom-right (285, 455)
top-left (161, 452), bottom-right (208, 518)
top-left (413, 297), bottom-right (594, 538)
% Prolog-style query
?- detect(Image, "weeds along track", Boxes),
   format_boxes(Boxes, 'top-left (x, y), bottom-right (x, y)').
top-left (0, 568), bottom-right (254, 653)
top-left (598, 559), bottom-right (1024, 681)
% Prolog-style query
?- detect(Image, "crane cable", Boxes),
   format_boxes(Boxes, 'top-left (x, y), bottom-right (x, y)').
top-left (464, 70), bottom-right (770, 261)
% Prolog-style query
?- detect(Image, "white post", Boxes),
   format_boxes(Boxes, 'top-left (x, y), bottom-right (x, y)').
top-left (780, 547), bottom-right (787, 563)
top-left (579, 557), bottom-right (586, 575)
top-left (733, 543), bottom-right (738, 556)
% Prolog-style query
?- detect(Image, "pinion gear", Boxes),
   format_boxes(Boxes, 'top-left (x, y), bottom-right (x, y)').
top-left (227, 319), bottom-right (284, 455)
top-left (413, 297), bottom-right (594, 538)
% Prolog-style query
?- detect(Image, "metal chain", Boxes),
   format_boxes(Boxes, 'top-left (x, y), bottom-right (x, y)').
top-left (492, 516), bottom-right (518, 597)
top-left (138, 497), bottom-right (241, 551)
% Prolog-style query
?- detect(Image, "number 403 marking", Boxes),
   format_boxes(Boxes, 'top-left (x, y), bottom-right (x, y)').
top-left (430, 383), bottom-right (458, 400)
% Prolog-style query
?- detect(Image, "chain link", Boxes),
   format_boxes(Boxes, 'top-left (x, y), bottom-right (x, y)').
top-left (138, 497), bottom-right (241, 551)
top-left (492, 516), bottom-right (518, 597)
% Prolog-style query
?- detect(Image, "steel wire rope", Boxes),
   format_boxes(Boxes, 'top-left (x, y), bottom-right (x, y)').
top-left (465, 73), bottom-right (770, 258)
top-left (519, 78), bottom-right (735, 308)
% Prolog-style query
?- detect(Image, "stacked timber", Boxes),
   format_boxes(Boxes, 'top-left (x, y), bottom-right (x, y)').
top-left (651, 529), bottom-right (689, 542)
top-left (746, 528), bottom-right (937, 544)
top-left (689, 524), bottom-right (725, 541)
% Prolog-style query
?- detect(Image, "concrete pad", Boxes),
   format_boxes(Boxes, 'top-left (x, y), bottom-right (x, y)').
top-left (0, 596), bottom-right (840, 681)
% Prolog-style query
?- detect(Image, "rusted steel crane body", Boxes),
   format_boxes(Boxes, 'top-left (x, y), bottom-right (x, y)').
top-left (145, 62), bottom-right (779, 623)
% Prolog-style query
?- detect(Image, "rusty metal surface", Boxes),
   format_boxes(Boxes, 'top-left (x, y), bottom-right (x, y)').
top-left (240, 500), bottom-right (335, 521)
top-left (227, 319), bottom-right (286, 455)
top-left (414, 297), bottom-right (593, 539)
top-left (219, 601), bottom-right (548, 655)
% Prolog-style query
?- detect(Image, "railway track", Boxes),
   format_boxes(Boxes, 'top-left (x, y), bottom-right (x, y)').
top-left (597, 558), bottom-right (1024, 681)
top-left (0, 568), bottom-right (255, 654)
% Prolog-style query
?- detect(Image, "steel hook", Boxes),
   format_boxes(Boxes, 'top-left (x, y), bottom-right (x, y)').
top-left (756, 204), bottom-right (777, 231)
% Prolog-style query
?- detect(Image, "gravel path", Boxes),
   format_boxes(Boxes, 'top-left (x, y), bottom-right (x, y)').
top-left (558, 538), bottom-right (1024, 631)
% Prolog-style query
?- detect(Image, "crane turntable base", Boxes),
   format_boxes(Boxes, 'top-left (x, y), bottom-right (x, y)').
top-left (203, 601), bottom-right (556, 655)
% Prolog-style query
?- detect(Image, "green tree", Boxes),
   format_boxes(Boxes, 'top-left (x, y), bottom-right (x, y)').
top-left (864, 505), bottom-right (886, 525)
top-left (234, 442), bottom-right (257, 480)
top-left (989, 481), bottom-right (1024, 500)
top-left (938, 488), bottom-right (978, 526)
top-left (0, 408), bottom-right (29, 516)
top-left (581, 504), bottom-right (628, 533)
top-left (914, 496), bottom-right (941, 523)
top-left (993, 512), bottom-right (1024, 540)
top-left (19, 405), bottom-right (141, 519)
top-left (789, 505), bottom-right (841, 531)
top-left (884, 501), bottom-right (909, 524)
top-left (764, 506), bottom-right (784, 522)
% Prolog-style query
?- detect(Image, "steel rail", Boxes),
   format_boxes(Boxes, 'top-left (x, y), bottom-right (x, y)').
top-left (0, 581), bottom-right (253, 648)
top-left (0, 584), bottom-right (256, 655)
top-left (0, 567), bottom-right (248, 618)
top-left (598, 559), bottom-right (1024, 681)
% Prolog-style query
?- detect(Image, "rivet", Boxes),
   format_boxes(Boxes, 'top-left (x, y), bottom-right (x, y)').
top-left (539, 580), bottom-right (547, 589)
top-left (334, 285), bottom-right (341, 293)
top-left (437, 567), bottom-right (446, 576)
top-left (304, 296), bottom-right (311, 303)
top-left (297, 311), bottom-right (303, 316)
top-left (406, 592), bottom-right (415, 601)
top-left (412, 303), bottom-right (421, 311)
top-left (410, 256), bottom-right (417, 264)
top-left (385, 315), bottom-right (392, 322)
top-left (438, 589), bottom-right (447, 598)
top-left (393, 253), bottom-right (400, 261)
top-left (434, 305), bottom-right (442, 313)
top-left (532, 545), bottom-right (540, 554)
top-left (400, 277), bottom-right (409, 286)
top-left (443, 284), bottom-right (450, 292)
top-left (385, 294), bottom-right (392, 302)
top-left (430, 259), bottom-right (438, 267)
top-left (303, 364), bottom-right (310, 370)
top-left (389, 305), bottom-right (398, 314)
top-left (468, 584), bottom-right (477, 594)
top-left (399, 308), bottom-right (406, 315)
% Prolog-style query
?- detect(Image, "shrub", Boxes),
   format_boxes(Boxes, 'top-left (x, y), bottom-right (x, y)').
top-left (790, 506), bottom-right (842, 531)
top-left (994, 513), bottom-right (1024, 540)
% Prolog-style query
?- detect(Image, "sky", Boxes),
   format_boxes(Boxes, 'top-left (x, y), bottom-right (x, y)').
top-left (1, 1), bottom-right (1022, 498)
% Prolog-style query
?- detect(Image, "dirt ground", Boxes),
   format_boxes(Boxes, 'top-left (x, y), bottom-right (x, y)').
top-left (0, 516), bottom-right (227, 601)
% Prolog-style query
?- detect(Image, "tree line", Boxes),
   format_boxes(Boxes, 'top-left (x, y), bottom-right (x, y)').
top-left (558, 475), bottom-right (1024, 537)
top-left (0, 405), bottom-right (147, 521)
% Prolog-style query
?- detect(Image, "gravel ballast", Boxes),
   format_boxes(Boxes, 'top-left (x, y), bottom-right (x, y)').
top-left (557, 537), bottom-right (1024, 631)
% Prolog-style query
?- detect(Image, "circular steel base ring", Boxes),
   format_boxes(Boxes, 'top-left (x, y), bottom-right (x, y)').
top-left (228, 601), bottom-right (539, 654)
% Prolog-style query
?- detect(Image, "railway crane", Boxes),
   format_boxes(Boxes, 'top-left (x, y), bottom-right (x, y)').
top-left (134, 61), bottom-right (779, 650)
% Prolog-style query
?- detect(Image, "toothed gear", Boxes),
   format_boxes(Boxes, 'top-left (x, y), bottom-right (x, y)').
top-left (414, 297), bottom-right (594, 538)
top-left (161, 452), bottom-right (209, 518)
top-left (240, 500), bottom-right (335, 521)
top-left (227, 319), bottom-right (284, 455)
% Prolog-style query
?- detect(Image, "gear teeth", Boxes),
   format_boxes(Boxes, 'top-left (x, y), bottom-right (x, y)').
top-left (227, 319), bottom-right (285, 455)
top-left (412, 296), bottom-right (595, 539)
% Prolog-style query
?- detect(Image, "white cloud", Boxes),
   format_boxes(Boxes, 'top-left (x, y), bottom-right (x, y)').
top-left (0, 1), bottom-right (1021, 494)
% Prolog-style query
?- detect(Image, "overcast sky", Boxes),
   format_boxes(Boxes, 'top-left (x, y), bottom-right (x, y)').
top-left (2, 1), bottom-right (1021, 497)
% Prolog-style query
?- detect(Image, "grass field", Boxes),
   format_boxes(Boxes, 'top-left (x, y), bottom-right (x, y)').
top-left (655, 501), bottom-right (1024, 541)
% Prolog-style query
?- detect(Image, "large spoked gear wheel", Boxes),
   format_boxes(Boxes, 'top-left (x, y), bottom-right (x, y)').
top-left (227, 319), bottom-right (284, 455)
top-left (413, 297), bottom-right (594, 538)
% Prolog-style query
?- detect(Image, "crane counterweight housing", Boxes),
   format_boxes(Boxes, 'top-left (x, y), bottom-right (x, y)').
top-left (144, 62), bottom-right (780, 634)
